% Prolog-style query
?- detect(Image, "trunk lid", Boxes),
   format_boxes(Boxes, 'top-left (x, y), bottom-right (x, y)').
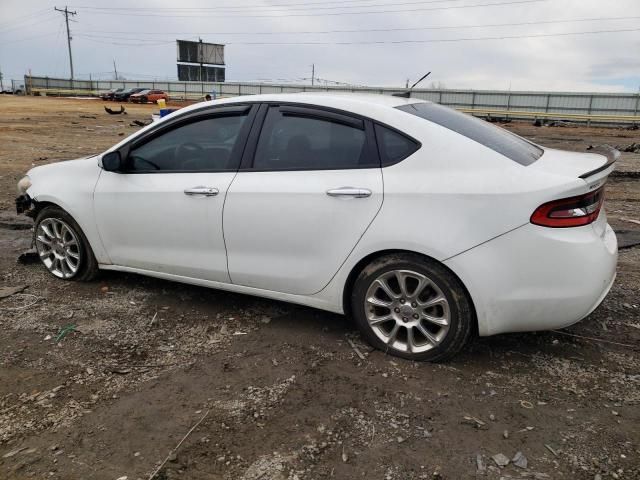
top-left (529, 145), bottom-right (619, 190)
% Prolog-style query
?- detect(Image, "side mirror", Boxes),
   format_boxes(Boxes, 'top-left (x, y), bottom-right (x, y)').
top-left (102, 151), bottom-right (123, 172)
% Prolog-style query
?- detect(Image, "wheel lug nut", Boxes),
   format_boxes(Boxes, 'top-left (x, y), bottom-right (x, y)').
top-left (411, 302), bottom-right (417, 308)
top-left (402, 317), bottom-right (408, 322)
top-left (413, 314), bottom-right (419, 319)
top-left (400, 298), bottom-right (405, 304)
top-left (394, 308), bottom-right (400, 313)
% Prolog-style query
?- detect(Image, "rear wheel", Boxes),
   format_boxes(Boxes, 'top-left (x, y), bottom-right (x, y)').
top-left (351, 253), bottom-right (474, 362)
top-left (140, 96), bottom-right (148, 104)
top-left (34, 206), bottom-right (98, 281)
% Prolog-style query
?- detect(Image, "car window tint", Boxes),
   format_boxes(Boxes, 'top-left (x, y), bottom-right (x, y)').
top-left (253, 108), bottom-right (375, 170)
top-left (375, 124), bottom-right (420, 166)
top-left (397, 102), bottom-right (543, 166)
top-left (127, 114), bottom-right (247, 172)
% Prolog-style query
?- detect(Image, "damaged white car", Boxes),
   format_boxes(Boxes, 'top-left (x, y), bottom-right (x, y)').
top-left (16, 93), bottom-right (618, 361)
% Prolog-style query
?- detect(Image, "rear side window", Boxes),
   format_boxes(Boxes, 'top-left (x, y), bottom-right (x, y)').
top-left (397, 102), bottom-right (543, 166)
top-left (375, 124), bottom-right (420, 166)
top-left (253, 106), bottom-right (377, 170)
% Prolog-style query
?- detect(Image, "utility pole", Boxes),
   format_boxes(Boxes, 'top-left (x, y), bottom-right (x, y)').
top-left (113, 59), bottom-right (118, 80)
top-left (199, 37), bottom-right (204, 96)
top-left (311, 64), bottom-right (315, 86)
top-left (54, 6), bottom-right (77, 82)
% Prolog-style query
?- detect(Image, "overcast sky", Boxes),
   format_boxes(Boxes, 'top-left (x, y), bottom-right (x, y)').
top-left (1, 0), bottom-right (640, 92)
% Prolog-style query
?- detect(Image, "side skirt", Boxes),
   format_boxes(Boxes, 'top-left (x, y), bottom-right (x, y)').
top-left (98, 264), bottom-right (343, 314)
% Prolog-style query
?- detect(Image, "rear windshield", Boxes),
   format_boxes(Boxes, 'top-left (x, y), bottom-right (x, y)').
top-left (397, 102), bottom-right (543, 166)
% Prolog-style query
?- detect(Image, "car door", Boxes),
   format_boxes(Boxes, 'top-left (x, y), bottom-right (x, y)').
top-left (94, 104), bottom-right (256, 282)
top-left (224, 104), bottom-right (383, 295)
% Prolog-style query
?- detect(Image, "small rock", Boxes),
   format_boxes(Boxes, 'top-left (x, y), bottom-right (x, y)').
top-left (489, 414), bottom-right (496, 421)
top-left (492, 453), bottom-right (510, 467)
top-left (260, 316), bottom-right (271, 324)
top-left (86, 367), bottom-right (94, 375)
top-left (2, 447), bottom-right (27, 458)
top-left (396, 436), bottom-right (405, 443)
top-left (115, 477), bottom-right (128, 480)
top-left (512, 451), bottom-right (528, 469)
top-left (503, 430), bottom-right (509, 439)
top-left (476, 454), bottom-right (486, 473)
top-left (168, 452), bottom-right (177, 462)
top-left (594, 475), bottom-right (602, 480)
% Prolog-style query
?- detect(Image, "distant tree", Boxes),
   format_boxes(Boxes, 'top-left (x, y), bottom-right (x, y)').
top-left (428, 81), bottom-right (447, 90)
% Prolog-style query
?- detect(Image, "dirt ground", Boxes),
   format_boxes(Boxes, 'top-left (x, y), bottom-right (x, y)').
top-left (0, 96), bottom-right (639, 480)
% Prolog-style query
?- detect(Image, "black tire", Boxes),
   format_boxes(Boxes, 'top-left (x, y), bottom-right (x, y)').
top-left (140, 96), bottom-right (148, 104)
top-left (34, 206), bottom-right (99, 282)
top-left (350, 253), bottom-right (474, 362)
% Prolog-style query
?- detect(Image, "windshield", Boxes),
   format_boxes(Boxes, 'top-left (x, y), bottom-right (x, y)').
top-left (397, 102), bottom-right (543, 166)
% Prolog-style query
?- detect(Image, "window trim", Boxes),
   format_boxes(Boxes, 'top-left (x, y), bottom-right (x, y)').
top-left (115, 104), bottom-right (257, 174)
top-left (239, 103), bottom-right (381, 172)
top-left (373, 122), bottom-right (422, 167)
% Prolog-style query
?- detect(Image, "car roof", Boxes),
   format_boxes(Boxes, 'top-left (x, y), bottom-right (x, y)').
top-left (179, 92), bottom-right (427, 117)
top-left (108, 93), bottom-right (431, 153)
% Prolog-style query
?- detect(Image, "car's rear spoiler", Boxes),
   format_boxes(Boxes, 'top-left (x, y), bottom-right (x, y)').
top-left (581, 145), bottom-right (620, 179)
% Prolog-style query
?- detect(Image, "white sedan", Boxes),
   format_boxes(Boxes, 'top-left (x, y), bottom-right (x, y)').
top-left (15, 93), bottom-right (618, 361)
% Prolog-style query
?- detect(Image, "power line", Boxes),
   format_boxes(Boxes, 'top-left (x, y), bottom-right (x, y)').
top-left (54, 6), bottom-right (77, 80)
top-left (75, 27), bottom-right (640, 47)
top-left (0, 8), bottom-right (50, 30)
top-left (71, 0), bottom-right (548, 19)
top-left (0, 32), bottom-right (60, 47)
top-left (0, 10), bottom-right (56, 34)
top-left (69, 0), bottom-right (492, 12)
top-left (71, 0), bottom-right (499, 14)
top-left (75, 16), bottom-right (640, 37)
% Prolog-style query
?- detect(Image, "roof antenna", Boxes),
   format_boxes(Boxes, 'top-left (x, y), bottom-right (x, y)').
top-left (393, 72), bottom-right (431, 98)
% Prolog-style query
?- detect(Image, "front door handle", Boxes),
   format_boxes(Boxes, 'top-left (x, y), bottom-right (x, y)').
top-left (184, 186), bottom-right (219, 196)
top-left (326, 187), bottom-right (372, 198)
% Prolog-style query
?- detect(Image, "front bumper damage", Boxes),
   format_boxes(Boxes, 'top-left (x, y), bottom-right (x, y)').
top-left (16, 194), bottom-right (35, 216)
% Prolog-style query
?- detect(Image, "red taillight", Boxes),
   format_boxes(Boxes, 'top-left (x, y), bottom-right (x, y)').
top-left (531, 187), bottom-right (604, 228)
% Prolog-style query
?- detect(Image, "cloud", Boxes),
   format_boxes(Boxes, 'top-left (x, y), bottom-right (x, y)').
top-left (1, 0), bottom-right (640, 92)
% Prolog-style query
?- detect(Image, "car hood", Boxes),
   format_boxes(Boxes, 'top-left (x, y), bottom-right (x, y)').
top-left (27, 155), bottom-right (98, 178)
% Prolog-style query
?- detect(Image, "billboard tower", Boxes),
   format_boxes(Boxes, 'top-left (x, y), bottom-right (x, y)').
top-left (176, 39), bottom-right (226, 91)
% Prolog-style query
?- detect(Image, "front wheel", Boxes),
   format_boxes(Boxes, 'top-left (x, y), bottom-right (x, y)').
top-left (34, 206), bottom-right (98, 281)
top-left (351, 253), bottom-right (474, 362)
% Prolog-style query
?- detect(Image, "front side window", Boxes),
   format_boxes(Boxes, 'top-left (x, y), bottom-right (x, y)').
top-left (126, 113), bottom-right (248, 172)
top-left (397, 102), bottom-right (543, 166)
top-left (253, 107), bottom-right (376, 170)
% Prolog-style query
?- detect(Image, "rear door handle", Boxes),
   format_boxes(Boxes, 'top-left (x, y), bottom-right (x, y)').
top-left (326, 187), bottom-right (372, 198)
top-left (184, 186), bottom-right (219, 196)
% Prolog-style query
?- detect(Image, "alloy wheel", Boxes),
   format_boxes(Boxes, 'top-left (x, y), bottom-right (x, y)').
top-left (35, 218), bottom-right (81, 279)
top-left (364, 269), bottom-right (451, 353)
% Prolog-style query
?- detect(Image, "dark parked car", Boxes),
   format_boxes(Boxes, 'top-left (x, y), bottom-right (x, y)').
top-left (100, 88), bottom-right (124, 101)
top-left (113, 88), bottom-right (146, 102)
